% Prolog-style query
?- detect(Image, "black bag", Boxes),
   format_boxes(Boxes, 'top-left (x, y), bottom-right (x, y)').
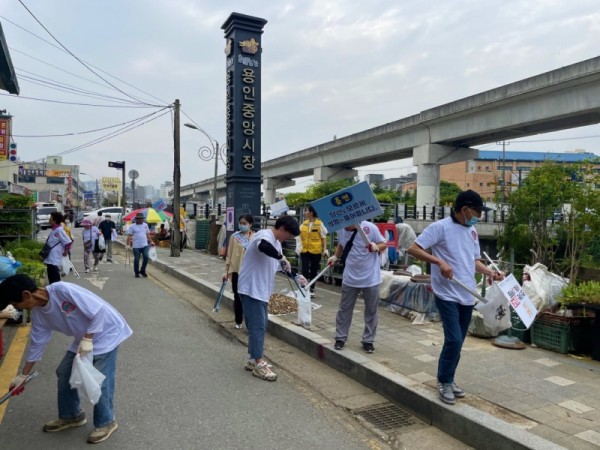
top-left (39, 238), bottom-right (60, 259)
top-left (339, 229), bottom-right (358, 267)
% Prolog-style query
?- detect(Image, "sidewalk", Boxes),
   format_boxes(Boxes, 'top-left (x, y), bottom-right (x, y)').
top-left (122, 241), bottom-right (600, 450)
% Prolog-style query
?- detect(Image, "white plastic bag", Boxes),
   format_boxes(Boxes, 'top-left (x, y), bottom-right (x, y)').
top-left (69, 354), bottom-right (106, 405)
top-left (149, 246), bottom-right (158, 261)
top-left (111, 229), bottom-right (118, 241)
top-left (98, 234), bottom-right (106, 251)
top-left (475, 283), bottom-right (511, 336)
top-left (61, 256), bottom-right (71, 277)
top-left (293, 289), bottom-right (311, 328)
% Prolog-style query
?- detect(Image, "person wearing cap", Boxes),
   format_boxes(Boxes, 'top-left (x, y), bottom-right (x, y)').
top-left (407, 189), bottom-right (504, 406)
top-left (81, 218), bottom-right (102, 274)
top-left (126, 213), bottom-right (153, 278)
top-left (98, 214), bottom-right (116, 263)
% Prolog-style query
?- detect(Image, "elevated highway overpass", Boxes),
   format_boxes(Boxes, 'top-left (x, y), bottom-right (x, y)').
top-left (181, 56), bottom-right (600, 209)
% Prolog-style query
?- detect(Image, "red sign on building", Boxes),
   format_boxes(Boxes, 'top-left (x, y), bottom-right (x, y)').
top-left (0, 117), bottom-right (10, 161)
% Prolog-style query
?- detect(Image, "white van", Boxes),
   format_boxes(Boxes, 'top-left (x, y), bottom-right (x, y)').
top-left (36, 205), bottom-right (59, 229)
top-left (84, 207), bottom-right (124, 225)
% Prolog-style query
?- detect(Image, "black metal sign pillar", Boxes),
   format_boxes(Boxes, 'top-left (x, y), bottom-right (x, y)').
top-left (222, 13), bottom-right (267, 232)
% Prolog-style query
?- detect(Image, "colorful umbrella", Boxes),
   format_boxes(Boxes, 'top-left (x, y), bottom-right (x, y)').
top-left (123, 208), bottom-right (173, 223)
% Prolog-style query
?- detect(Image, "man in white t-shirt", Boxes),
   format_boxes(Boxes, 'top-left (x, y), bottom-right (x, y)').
top-left (407, 190), bottom-right (504, 406)
top-left (238, 216), bottom-right (304, 381)
top-left (0, 275), bottom-right (133, 444)
top-left (126, 213), bottom-right (153, 278)
top-left (327, 221), bottom-right (386, 354)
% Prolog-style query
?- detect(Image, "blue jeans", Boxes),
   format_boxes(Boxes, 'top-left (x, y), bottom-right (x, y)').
top-left (241, 295), bottom-right (268, 360)
top-left (435, 297), bottom-right (474, 384)
top-left (56, 348), bottom-right (119, 428)
top-left (133, 246), bottom-right (149, 275)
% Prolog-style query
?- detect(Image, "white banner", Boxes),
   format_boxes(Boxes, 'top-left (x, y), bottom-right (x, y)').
top-left (496, 274), bottom-right (538, 329)
top-left (269, 199), bottom-right (289, 217)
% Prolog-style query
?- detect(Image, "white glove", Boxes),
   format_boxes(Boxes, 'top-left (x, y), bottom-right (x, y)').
top-left (280, 256), bottom-right (291, 273)
top-left (78, 337), bottom-right (93, 356)
top-left (9, 374), bottom-right (28, 394)
top-left (368, 242), bottom-right (379, 253)
top-left (327, 255), bottom-right (338, 266)
top-left (323, 249), bottom-right (329, 258)
top-left (295, 275), bottom-right (308, 287)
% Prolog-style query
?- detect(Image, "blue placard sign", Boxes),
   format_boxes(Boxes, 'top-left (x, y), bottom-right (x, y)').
top-left (310, 181), bottom-right (383, 232)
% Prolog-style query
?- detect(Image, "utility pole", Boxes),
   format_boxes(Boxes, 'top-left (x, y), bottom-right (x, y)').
top-left (497, 140), bottom-right (508, 204)
top-left (95, 179), bottom-right (100, 208)
top-left (212, 142), bottom-right (219, 214)
top-left (171, 99), bottom-right (181, 257)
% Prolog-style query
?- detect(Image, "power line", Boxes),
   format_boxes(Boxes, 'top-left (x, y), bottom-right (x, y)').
top-left (16, 0), bottom-right (157, 106)
top-left (1, 14), bottom-right (168, 106)
top-left (0, 92), bottom-right (160, 108)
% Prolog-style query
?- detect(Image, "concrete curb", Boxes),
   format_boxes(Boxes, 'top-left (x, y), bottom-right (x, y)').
top-left (120, 243), bottom-right (564, 450)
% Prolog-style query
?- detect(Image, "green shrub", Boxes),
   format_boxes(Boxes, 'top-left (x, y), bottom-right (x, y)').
top-left (16, 260), bottom-right (46, 286)
top-left (11, 248), bottom-right (34, 261)
top-left (559, 280), bottom-right (600, 305)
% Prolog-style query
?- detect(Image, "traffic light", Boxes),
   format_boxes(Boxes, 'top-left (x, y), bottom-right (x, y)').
top-left (9, 143), bottom-right (17, 162)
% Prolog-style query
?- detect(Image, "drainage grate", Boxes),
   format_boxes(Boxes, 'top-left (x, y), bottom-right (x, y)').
top-left (353, 403), bottom-right (418, 432)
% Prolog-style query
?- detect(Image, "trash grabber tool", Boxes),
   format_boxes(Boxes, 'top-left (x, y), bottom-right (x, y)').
top-left (304, 264), bottom-right (332, 292)
top-left (0, 371), bottom-right (39, 405)
top-left (213, 279), bottom-right (228, 312)
top-left (482, 251), bottom-right (502, 274)
top-left (67, 259), bottom-right (80, 279)
top-left (450, 277), bottom-right (487, 304)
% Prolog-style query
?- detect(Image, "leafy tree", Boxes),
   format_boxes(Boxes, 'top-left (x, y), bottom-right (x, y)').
top-left (439, 181), bottom-right (462, 205)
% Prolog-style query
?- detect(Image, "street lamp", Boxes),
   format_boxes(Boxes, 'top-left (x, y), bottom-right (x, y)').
top-left (184, 123), bottom-right (228, 214)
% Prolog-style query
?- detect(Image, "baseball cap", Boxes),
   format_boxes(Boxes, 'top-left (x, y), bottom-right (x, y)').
top-left (454, 190), bottom-right (492, 212)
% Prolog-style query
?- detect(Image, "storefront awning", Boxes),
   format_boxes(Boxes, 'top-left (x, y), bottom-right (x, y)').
top-left (0, 22), bottom-right (19, 95)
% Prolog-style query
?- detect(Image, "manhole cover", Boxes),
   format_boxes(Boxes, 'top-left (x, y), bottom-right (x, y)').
top-left (353, 403), bottom-right (419, 432)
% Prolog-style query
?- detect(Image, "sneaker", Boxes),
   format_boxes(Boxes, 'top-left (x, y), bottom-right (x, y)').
top-left (93, 266), bottom-right (98, 272)
top-left (140, 271), bottom-right (148, 278)
top-left (334, 340), bottom-right (345, 350)
top-left (438, 382), bottom-right (456, 405)
top-left (451, 382), bottom-right (465, 398)
top-left (43, 413), bottom-right (86, 432)
top-left (310, 291), bottom-right (315, 298)
top-left (252, 361), bottom-right (277, 381)
top-left (245, 360), bottom-right (272, 371)
top-left (107, 259), bottom-right (113, 263)
top-left (362, 342), bottom-right (375, 353)
top-left (87, 421), bottom-right (118, 444)
top-left (135, 273), bottom-right (140, 278)
top-left (85, 268), bottom-right (90, 274)
top-left (234, 323), bottom-right (243, 329)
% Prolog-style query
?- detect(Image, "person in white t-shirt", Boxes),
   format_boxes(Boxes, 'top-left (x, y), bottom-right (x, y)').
top-left (407, 190), bottom-right (504, 406)
top-left (0, 274), bottom-right (133, 444)
top-left (43, 212), bottom-right (72, 284)
top-left (238, 216), bottom-right (305, 381)
top-left (126, 213), bottom-right (154, 278)
top-left (327, 221), bottom-right (386, 354)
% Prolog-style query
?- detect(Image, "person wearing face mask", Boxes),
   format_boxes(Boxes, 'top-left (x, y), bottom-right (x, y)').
top-left (407, 190), bottom-right (504, 406)
top-left (223, 214), bottom-right (256, 329)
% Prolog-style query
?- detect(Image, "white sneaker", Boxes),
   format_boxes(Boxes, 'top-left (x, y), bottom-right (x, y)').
top-left (252, 361), bottom-right (277, 381)
top-left (234, 323), bottom-right (243, 329)
top-left (85, 268), bottom-right (90, 273)
top-left (93, 266), bottom-right (98, 272)
top-left (310, 291), bottom-right (315, 298)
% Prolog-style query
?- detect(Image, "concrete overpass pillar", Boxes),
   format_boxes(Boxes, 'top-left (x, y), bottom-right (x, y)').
top-left (263, 177), bottom-right (295, 205)
top-left (314, 166), bottom-right (358, 183)
top-left (413, 144), bottom-right (478, 206)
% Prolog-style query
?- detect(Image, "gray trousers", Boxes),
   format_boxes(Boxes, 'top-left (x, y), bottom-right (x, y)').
top-left (335, 284), bottom-right (379, 344)
top-left (106, 239), bottom-right (113, 260)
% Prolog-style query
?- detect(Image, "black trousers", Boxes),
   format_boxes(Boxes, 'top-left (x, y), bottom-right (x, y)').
top-left (231, 272), bottom-right (244, 325)
top-left (47, 264), bottom-right (61, 284)
top-left (300, 252), bottom-right (321, 292)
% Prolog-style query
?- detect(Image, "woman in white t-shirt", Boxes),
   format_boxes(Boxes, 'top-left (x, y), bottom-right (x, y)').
top-left (81, 218), bottom-right (102, 273)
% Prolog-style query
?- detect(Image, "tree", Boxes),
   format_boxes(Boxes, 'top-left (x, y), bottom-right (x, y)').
top-left (439, 181), bottom-right (462, 205)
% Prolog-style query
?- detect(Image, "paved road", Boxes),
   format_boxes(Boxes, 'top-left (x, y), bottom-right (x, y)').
top-left (0, 230), bottom-right (379, 449)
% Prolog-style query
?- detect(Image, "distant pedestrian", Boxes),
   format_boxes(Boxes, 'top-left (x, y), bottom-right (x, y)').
top-left (0, 274), bottom-right (132, 444)
top-left (126, 212), bottom-right (153, 278)
top-left (298, 205), bottom-right (328, 298)
top-left (238, 216), bottom-right (305, 381)
top-left (81, 219), bottom-right (102, 273)
top-left (223, 214), bottom-right (256, 329)
top-left (43, 212), bottom-right (72, 284)
top-left (327, 221), bottom-right (386, 353)
top-left (407, 190), bottom-right (504, 405)
top-left (98, 214), bottom-right (116, 262)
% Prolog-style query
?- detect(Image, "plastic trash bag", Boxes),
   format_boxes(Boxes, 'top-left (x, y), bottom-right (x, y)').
top-left (522, 263), bottom-right (568, 311)
top-left (69, 354), bottom-right (106, 405)
top-left (291, 288), bottom-right (311, 328)
top-left (98, 235), bottom-right (106, 251)
top-left (61, 257), bottom-right (71, 277)
top-left (475, 283), bottom-right (511, 337)
top-left (149, 246), bottom-right (158, 261)
top-left (0, 256), bottom-right (22, 281)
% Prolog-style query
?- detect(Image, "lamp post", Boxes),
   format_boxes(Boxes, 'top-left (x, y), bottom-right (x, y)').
top-left (80, 172), bottom-right (100, 208)
top-left (183, 123), bottom-right (227, 214)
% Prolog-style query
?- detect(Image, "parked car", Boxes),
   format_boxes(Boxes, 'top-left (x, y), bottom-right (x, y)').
top-left (84, 207), bottom-right (124, 225)
top-left (36, 206), bottom-right (58, 230)
top-left (74, 211), bottom-right (86, 228)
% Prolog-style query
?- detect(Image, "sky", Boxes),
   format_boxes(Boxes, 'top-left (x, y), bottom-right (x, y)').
top-left (1, 0), bottom-right (599, 193)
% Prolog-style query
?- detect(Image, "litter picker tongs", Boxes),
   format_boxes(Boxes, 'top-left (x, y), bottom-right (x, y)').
top-left (0, 371), bottom-right (39, 405)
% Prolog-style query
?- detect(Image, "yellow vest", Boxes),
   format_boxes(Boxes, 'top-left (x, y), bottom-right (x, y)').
top-left (300, 219), bottom-right (323, 254)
